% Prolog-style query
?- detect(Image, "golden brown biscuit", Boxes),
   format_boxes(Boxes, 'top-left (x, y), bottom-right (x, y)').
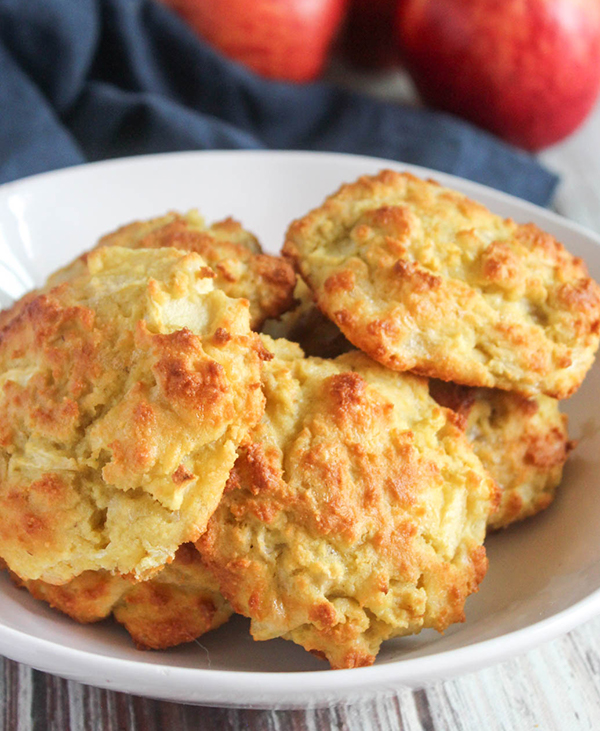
top-left (198, 336), bottom-right (496, 669)
top-left (0, 291), bottom-right (38, 333)
top-left (430, 381), bottom-right (572, 530)
top-left (0, 212), bottom-right (296, 335)
top-left (10, 544), bottom-right (232, 650)
top-left (0, 246), bottom-right (265, 584)
top-left (261, 279), bottom-right (352, 358)
top-left (96, 211), bottom-right (296, 329)
top-left (284, 171), bottom-right (600, 398)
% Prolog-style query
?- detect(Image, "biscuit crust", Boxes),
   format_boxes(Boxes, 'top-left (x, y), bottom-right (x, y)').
top-left (96, 211), bottom-right (296, 329)
top-left (198, 336), bottom-right (496, 669)
top-left (284, 171), bottom-right (600, 398)
top-left (0, 247), bottom-right (265, 584)
top-left (262, 279), bottom-right (352, 358)
top-left (11, 544), bottom-right (232, 650)
top-left (430, 381), bottom-right (572, 530)
top-left (0, 213), bottom-right (296, 335)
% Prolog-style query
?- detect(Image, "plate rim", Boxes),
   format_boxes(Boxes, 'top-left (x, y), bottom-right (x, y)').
top-left (1, 148), bottom-right (600, 706)
top-left (2, 582), bottom-right (600, 707)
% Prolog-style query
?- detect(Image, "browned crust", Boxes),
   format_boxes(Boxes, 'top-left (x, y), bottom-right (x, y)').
top-left (98, 213), bottom-right (296, 329)
top-left (283, 170), bottom-right (600, 398)
top-left (0, 247), bottom-right (265, 584)
top-left (261, 280), bottom-right (353, 359)
top-left (430, 380), bottom-right (572, 529)
top-left (198, 339), bottom-right (495, 669)
top-left (9, 544), bottom-right (233, 650)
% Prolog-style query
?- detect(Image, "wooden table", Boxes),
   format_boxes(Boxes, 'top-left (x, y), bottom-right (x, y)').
top-left (2, 88), bottom-right (600, 731)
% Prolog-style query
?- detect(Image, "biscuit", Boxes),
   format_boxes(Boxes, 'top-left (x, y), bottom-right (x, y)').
top-left (10, 544), bottom-right (232, 650)
top-left (96, 211), bottom-right (296, 329)
top-left (283, 171), bottom-right (600, 398)
top-left (430, 381), bottom-right (572, 530)
top-left (261, 279), bottom-right (352, 358)
top-left (0, 212), bottom-right (296, 335)
top-left (198, 336), bottom-right (496, 669)
top-left (0, 246), bottom-right (265, 584)
top-left (0, 292), bottom-right (38, 333)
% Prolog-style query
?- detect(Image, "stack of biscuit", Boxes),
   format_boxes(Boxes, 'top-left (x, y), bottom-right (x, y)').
top-left (0, 171), bottom-right (597, 669)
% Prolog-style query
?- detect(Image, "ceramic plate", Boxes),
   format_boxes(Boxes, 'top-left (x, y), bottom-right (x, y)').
top-left (0, 151), bottom-right (599, 709)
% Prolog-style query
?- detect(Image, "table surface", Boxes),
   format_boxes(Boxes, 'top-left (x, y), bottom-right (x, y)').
top-left (2, 75), bottom-right (600, 731)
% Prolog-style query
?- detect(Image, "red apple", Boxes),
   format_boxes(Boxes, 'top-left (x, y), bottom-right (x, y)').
top-left (161, 0), bottom-right (349, 82)
top-left (340, 0), bottom-right (402, 70)
top-left (396, 0), bottom-right (600, 150)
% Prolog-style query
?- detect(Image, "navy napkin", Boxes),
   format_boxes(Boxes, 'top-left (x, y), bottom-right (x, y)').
top-left (0, 0), bottom-right (558, 205)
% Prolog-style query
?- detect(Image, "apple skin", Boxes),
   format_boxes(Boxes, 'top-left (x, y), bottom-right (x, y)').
top-left (340, 0), bottom-right (402, 70)
top-left (397, 0), bottom-right (600, 150)
top-left (161, 0), bottom-right (348, 82)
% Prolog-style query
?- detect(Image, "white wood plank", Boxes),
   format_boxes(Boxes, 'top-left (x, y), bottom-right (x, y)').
top-left (541, 101), bottom-right (600, 234)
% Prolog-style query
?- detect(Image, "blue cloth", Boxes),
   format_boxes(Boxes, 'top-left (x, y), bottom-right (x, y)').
top-left (0, 0), bottom-right (558, 205)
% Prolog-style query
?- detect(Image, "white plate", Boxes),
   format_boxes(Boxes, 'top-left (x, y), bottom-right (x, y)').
top-left (1, 150), bottom-right (600, 709)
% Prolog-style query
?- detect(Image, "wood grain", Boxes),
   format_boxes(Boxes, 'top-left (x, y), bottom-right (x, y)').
top-left (2, 78), bottom-right (600, 731)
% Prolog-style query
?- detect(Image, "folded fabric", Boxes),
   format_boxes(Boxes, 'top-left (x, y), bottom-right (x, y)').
top-left (0, 0), bottom-right (558, 205)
